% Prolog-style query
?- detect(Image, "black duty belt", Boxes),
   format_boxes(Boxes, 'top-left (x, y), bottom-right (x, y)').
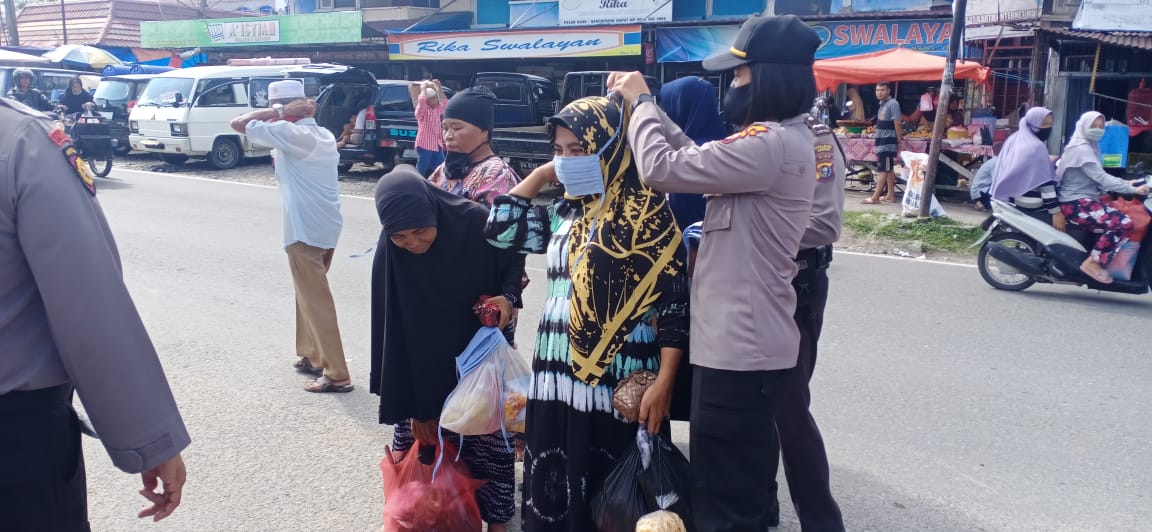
top-left (795, 244), bottom-right (833, 271)
top-left (0, 384), bottom-right (98, 437)
top-left (0, 384), bottom-right (71, 415)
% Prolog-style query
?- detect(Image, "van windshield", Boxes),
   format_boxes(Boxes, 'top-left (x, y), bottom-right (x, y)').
top-left (94, 80), bottom-right (132, 103)
top-left (137, 78), bottom-right (194, 106)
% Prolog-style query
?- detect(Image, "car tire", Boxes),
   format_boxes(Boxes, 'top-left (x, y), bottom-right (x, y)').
top-left (207, 138), bottom-right (242, 170)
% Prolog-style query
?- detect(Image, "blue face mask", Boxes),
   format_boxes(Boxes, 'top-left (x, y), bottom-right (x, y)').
top-left (555, 104), bottom-right (624, 197)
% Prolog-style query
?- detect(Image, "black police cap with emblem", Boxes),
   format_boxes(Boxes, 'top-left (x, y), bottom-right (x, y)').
top-left (702, 14), bottom-right (821, 72)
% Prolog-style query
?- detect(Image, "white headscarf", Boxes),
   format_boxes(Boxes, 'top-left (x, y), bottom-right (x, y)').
top-left (1056, 111), bottom-right (1105, 181)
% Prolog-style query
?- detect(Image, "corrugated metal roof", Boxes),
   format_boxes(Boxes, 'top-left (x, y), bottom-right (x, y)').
top-left (1040, 26), bottom-right (1152, 51)
top-left (16, 0), bottom-right (248, 48)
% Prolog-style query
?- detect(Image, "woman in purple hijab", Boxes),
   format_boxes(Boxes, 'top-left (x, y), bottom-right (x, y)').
top-left (659, 77), bottom-right (728, 230)
top-left (990, 107), bottom-right (1063, 229)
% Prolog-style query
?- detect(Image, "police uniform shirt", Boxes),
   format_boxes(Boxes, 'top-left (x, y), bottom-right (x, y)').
top-left (800, 115), bottom-right (847, 250)
top-left (630, 101), bottom-right (816, 373)
top-left (0, 99), bottom-right (190, 474)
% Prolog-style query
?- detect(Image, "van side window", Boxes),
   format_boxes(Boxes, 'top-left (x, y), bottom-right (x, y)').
top-left (196, 80), bottom-right (245, 107)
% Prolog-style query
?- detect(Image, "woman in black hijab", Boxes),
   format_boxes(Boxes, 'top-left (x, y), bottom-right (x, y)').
top-left (370, 165), bottom-right (526, 531)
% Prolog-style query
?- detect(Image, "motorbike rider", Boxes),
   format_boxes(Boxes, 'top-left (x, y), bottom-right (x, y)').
top-left (1056, 111), bottom-right (1151, 284)
top-left (990, 107), bottom-right (1062, 228)
top-left (60, 76), bottom-right (94, 116)
top-left (7, 69), bottom-right (56, 113)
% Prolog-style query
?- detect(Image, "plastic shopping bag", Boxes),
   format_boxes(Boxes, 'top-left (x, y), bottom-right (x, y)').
top-left (592, 427), bottom-right (695, 532)
top-left (440, 327), bottom-right (532, 436)
top-left (380, 444), bottom-right (484, 532)
top-left (900, 151), bottom-right (947, 218)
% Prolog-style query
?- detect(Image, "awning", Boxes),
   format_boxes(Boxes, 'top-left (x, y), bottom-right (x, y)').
top-left (813, 47), bottom-right (990, 91)
top-left (362, 11), bottom-right (473, 40)
top-left (1039, 26), bottom-right (1152, 51)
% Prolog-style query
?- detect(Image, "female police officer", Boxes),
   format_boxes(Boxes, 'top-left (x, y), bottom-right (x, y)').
top-left (610, 14), bottom-right (823, 531)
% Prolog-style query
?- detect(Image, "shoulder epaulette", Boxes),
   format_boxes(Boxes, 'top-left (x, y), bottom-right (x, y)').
top-left (804, 114), bottom-right (832, 136)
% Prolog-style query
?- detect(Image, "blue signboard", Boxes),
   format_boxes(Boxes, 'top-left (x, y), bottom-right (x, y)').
top-left (655, 18), bottom-right (954, 63)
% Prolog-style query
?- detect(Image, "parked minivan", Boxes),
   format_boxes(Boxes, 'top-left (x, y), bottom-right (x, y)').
top-left (128, 64), bottom-right (335, 169)
top-left (94, 74), bottom-right (158, 155)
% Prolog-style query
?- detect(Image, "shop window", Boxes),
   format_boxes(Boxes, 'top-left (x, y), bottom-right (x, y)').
top-left (775, 0), bottom-right (831, 16)
top-left (316, 0), bottom-right (359, 10)
top-left (712, 0), bottom-right (766, 17)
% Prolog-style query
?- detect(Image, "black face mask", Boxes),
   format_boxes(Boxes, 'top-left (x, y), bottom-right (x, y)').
top-left (444, 142), bottom-right (488, 180)
top-left (1033, 126), bottom-right (1053, 142)
top-left (723, 84), bottom-right (752, 127)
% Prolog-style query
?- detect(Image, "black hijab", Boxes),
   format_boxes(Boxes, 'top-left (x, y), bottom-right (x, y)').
top-left (370, 166), bottom-right (526, 425)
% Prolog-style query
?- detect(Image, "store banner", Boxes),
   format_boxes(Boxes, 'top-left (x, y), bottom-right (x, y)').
top-left (558, 0), bottom-right (672, 26)
top-left (656, 18), bottom-right (953, 63)
top-left (1074, 0), bottom-right (1152, 32)
top-left (140, 12), bottom-right (363, 49)
top-left (387, 25), bottom-right (642, 61)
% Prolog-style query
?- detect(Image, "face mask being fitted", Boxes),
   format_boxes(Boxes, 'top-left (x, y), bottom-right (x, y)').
top-left (1085, 127), bottom-right (1106, 142)
top-left (555, 106), bottom-right (625, 197)
top-left (444, 143), bottom-right (488, 180)
top-left (723, 84), bottom-right (752, 127)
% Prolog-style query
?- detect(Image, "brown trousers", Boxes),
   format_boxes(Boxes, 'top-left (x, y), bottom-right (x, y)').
top-left (286, 242), bottom-right (349, 382)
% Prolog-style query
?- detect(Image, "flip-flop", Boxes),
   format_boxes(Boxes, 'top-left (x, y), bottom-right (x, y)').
top-left (293, 357), bottom-right (324, 376)
top-left (861, 198), bottom-right (882, 205)
top-left (305, 376), bottom-right (355, 394)
top-left (1080, 264), bottom-right (1114, 284)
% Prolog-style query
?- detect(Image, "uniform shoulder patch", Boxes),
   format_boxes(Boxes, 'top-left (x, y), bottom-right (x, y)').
top-left (719, 123), bottom-right (772, 144)
top-left (805, 114), bottom-right (832, 136)
top-left (48, 124), bottom-right (96, 196)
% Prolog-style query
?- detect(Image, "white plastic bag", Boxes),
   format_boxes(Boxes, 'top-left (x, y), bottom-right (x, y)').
top-left (900, 151), bottom-right (947, 218)
top-left (440, 327), bottom-right (532, 436)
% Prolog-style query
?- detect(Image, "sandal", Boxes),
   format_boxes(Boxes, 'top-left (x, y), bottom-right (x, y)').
top-left (305, 375), bottom-right (354, 394)
top-left (861, 198), bottom-right (882, 205)
top-left (294, 357), bottom-right (324, 376)
top-left (1080, 263), bottom-right (1114, 284)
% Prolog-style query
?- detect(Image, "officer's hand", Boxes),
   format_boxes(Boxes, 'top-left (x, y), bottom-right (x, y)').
top-left (607, 71), bottom-right (651, 103)
top-left (137, 453), bottom-right (186, 522)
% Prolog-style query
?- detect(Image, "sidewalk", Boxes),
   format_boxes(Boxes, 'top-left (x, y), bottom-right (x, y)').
top-left (843, 190), bottom-right (990, 227)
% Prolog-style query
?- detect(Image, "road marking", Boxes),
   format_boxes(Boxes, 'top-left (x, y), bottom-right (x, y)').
top-left (112, 170), bottom-right (979, 270)
top-left (113, 168), bottom-right (376, 201)
top-left (837, 250), bottom-right (977, 269)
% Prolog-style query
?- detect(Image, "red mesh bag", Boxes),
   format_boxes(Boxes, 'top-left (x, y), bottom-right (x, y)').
top-left (1127, 80), bottom-right (1152, 135)
top-left (380, 445), bottom-right (484, 532)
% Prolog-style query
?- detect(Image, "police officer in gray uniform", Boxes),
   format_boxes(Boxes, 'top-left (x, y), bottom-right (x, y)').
top-left (0, 98), bottom-right (189, 531)
top-left (763, 115), bottom-right (848, 530)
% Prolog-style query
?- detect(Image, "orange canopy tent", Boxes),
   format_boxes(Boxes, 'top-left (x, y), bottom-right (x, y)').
top-left (813, 47), bottom-right (990, 92)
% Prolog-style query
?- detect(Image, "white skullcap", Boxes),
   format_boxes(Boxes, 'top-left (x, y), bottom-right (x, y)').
top-left (268, 80), bottom-right (305, 101)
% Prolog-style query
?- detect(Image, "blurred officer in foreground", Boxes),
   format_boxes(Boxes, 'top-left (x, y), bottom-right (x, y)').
top-left (0, 98), bottom-right (189, 531)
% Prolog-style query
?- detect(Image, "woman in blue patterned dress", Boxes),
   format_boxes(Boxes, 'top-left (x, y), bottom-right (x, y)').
top-left (484, 97), bottom-right (690, 531)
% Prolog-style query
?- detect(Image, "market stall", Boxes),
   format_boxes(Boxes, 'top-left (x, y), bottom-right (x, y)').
top-left (815, 48), bottom-right (994, 191)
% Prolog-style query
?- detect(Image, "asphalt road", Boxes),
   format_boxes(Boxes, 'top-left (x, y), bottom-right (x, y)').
top-left (82, 169), bottom-right (1151, 532)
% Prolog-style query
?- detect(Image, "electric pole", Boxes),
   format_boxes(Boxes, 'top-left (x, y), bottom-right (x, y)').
top-left (918, 0), bottom-right (969, 219)
top-left (4, 0), bottom-right (19, 46)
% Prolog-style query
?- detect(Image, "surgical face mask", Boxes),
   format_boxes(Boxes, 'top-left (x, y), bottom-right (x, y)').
top-left (1085, 127), bottom-right (1106, 142)
top-left (723, 84), bottom-right (752, 127)
top-left (555, 107), bottom-right (624, 197)
top-left (1030, 125), bottom-right (1053, 142)
top-left (444, 142), bottom-right (487, 180)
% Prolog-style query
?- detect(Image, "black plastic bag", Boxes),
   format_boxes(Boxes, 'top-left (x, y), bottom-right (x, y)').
top-left (638, 430), bottom-right (693, 527)
top-left (591, 427), bottom-right (695, 532)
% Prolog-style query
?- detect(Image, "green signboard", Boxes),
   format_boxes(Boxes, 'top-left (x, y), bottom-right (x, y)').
top-left (141, 12), bottom-right (363, 49)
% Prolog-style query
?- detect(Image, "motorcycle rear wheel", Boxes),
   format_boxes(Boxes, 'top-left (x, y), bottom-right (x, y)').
top-left (978, 233), bottom-right (1038, 291)
top-left (88, 158), bottom-right (112, 178)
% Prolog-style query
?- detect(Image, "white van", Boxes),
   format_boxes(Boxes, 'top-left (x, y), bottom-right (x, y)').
top-left (128, 64), bottom-right (328, 169)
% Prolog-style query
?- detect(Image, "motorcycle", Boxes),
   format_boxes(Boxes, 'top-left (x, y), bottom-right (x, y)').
top-left (973, 167), bottom-right (1152, 295)
top-left (58, 104), bottom-right (115, 178)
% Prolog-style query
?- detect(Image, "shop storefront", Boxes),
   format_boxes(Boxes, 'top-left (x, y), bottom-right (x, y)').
top-left (384, 25), bottom-right (646, 91)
